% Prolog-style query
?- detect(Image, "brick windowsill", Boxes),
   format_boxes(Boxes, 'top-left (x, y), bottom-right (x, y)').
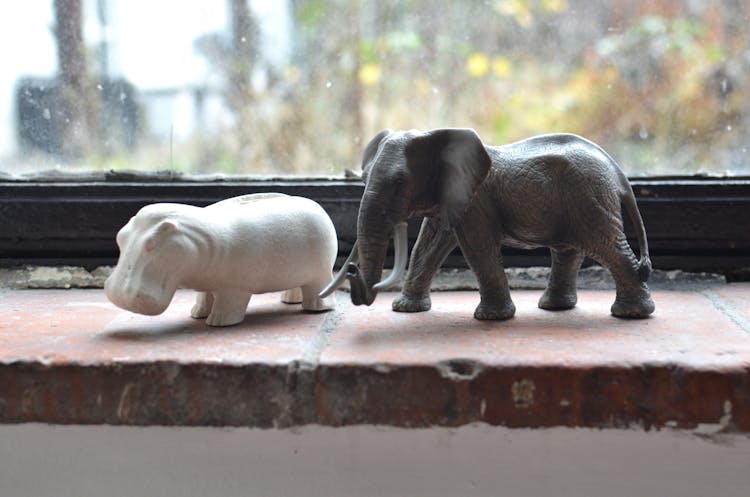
top-left (1, 285), bottom-right (749, 431)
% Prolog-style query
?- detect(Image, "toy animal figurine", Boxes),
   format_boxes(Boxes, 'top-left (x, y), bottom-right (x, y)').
top-left (320, 129), bottom-right (654, 320)
top-left (105, 193), bottom-right (337, 326)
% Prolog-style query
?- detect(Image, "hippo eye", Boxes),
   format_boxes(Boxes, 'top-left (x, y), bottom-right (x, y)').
top-left (144, 237), bottom-right (157, 252)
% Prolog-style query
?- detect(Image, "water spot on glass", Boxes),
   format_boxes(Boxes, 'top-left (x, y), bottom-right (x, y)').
top-left (97, 84), bottom-right (103, 91)
top-left (432, 86), bottom-right (439, 94)
top-left (639, 126), bottom-right (648, 140)
top-left (43, 108), bottom-right (51, 120)
top-left (120, 92), bottom-right (127, 102)
top-left (726, 125), bottom-right (732, 131)
top-left (325, 81), bottom-right (332, 88)
top-left (241, 36), bottom-right (247, 43)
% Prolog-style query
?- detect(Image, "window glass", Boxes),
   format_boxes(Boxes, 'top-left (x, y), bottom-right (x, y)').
top-left (1, 0), bottom-right (748, 176)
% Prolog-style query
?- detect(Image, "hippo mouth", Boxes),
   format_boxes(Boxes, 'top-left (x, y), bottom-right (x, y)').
top-left (104, 276), bottom-right (172, 316)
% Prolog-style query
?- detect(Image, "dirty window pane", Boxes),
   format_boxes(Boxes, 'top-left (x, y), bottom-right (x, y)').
top-left (1, 1), bottom-right (748, 176)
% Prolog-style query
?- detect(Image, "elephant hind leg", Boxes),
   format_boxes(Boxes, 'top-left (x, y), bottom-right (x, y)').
top-left (539, 248), bottom-right (584, 311)
top-left (593, 237), bottom-right (655, 319)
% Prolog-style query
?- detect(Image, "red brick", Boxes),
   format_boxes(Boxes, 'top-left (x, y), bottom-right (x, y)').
top-left (1, 286), bottom-right (749, 430)
top-left (0, 289), bottom-right (327, 365)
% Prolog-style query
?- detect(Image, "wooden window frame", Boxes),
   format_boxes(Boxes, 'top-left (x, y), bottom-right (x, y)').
top-left (1, 176), bottom-right (749, 279)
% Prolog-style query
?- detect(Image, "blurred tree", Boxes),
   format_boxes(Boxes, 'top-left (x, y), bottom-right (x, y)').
top-left (53, 0), bottom-right (101, 158)
top-left (228, 0), bottom-right (258, 167)
top-left (61, 0), bottom-right (748, 175)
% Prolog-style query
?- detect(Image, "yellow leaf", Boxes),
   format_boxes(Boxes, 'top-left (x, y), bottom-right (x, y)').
top-left (496, 0), bottom-right (533, 27)
top-left (492, 56), bottom-right (513, 78)
top-left (358, 63), bottom-right (381, 86)
top-left (467, 52), bottom-right (490, 78)
top-left (541, 0), bottom-right (568, 13)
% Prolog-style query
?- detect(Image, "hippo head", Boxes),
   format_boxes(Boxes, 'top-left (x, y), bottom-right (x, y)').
top-left (105, 204), bottom-right (197, 315)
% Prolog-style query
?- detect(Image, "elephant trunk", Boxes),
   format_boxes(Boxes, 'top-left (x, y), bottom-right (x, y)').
top-left (319, 223), bottom-right (409, 304)
top-left (347, 222), bottom-right (408, 306)
top-left (346, 260), bottom-right (376, 306)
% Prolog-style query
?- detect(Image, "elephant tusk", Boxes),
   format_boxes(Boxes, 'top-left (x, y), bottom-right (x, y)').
top-left (318, 239), bottom-right (359, 298)
top-left (373, 222), bottom-right (408, 291)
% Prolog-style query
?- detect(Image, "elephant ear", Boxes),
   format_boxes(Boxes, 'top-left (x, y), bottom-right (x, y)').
top-left (361, 129), bottom-right (392, 182)
top-left (406, 128), bottom-right (492, 224)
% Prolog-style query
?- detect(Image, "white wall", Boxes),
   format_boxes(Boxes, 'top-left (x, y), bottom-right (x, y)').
top-left (2, 424), bottom-right (749, 497)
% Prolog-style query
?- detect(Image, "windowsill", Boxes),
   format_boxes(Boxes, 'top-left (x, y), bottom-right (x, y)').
top-left (1, 284), bottom-right (749, 431)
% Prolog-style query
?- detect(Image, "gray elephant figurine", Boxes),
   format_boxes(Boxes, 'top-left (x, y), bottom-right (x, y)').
top-left (321, 129), bottom-right (655, 320)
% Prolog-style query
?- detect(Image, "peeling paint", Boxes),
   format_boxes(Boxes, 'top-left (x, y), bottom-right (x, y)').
top-left (694, 401), bottom-right (734, 436)
top-left (162, 363), bottom-right (181, 384)
top-left (21, 389), bottom-right (33, 415)
top-left (117, 383), bottom-right (140, 422)
top-left (0, 266), bottom-right (112, 289)
top-left (720, 400), bottom-right (733, 428)
top-left (512, 379), bottom-right (535, 408)
top-left (437, 359), bottom-right (483, 381)
top-left (374, 363), bottom-right (393, 374)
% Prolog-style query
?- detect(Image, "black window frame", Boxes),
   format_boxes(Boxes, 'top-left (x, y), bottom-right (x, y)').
top-left (1, 175), bottom-right (749, 280)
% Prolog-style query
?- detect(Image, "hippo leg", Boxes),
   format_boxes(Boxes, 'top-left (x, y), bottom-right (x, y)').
top-left (281, 287), bottom-right (303, 304)
top-left (206, 290), bottom-right (252, 327)
top-left (191, 292), bottom-right (214, 319)
top-left (301, 277), bottom-right (335, 312)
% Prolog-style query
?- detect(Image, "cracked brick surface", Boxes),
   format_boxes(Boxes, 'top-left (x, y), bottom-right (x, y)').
top-left (1, 286), bottom-right (749, 430)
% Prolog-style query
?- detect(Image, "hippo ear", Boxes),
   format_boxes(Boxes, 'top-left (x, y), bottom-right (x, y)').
top-left (145, 220), bottom-right (177, 252)
top-left (158, 220), bottom-right (177, 232)
top-left (405, 128), bottom-right (491, 225)
top-left (361, 129), bottom-right (392, 182)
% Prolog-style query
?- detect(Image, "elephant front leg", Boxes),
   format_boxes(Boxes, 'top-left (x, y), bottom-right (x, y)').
top-left (539, 247), bottom-right (585, 311)
top-left (454, 224), bottom-right (515, 321)
top-left (392, 216), bottom-right (457, 313)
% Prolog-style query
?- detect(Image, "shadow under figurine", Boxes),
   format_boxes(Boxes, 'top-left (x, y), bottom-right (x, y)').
top-left (320, 129), bottom-right (655, 320)
top-left (105, 193), bottom-right (337, 326)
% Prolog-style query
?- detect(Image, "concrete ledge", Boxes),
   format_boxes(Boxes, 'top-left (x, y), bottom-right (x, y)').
top-left (1, 286), bottom-right (749, 430)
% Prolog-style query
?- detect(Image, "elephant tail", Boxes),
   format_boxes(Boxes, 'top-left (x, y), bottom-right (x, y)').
top-left (621, 186), bottom-right (652, 282)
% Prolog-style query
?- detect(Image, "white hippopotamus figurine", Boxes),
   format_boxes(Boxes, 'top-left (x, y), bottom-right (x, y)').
top-left (104, 193), bottom-right (338, 326)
